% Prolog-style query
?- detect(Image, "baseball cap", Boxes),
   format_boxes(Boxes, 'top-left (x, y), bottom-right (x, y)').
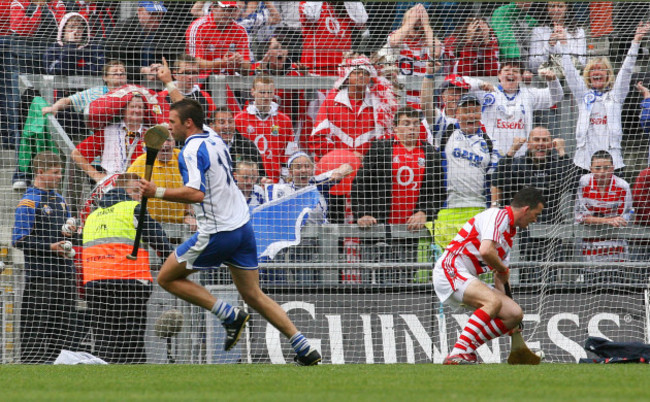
top-left (457, 94), bottom-right (482, 107)
top-left (139, 1), bottom-right (167, 13)
top-left (216, 1), bottom-right (239, 8)
top-left (440, 74), bottom-right (471, 90)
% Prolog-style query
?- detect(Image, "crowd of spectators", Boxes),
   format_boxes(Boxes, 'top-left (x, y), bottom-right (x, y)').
top-left (7, 0), bottom-right (650, 365)
top-left (5, 0), bottom-right (650, 308)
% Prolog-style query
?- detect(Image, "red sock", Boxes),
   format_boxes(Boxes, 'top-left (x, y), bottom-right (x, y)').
top-left (451, 309), bottom-right (508, 355)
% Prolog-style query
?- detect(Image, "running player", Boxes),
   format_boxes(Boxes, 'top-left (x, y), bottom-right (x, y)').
top-left (138, 98), bottom-right (321, 366)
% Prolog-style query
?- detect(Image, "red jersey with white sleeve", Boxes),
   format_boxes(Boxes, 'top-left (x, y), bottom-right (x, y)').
top-left (185, 13), bottom-right (251, 74)
top-left (388, 141), bottom-right (425, 224)
top-left (436, 206), bottom-right (517, 284)
top-left (234, 102), bottom-right (294, 181)
top-left (76, 122), bottom-right (145, 175)
top-left (309, 87), bottom-right (385, 159)
top-left (575, 173), bottom-right (632, 261)
top-left (299, 1), bottom-right (367, 76)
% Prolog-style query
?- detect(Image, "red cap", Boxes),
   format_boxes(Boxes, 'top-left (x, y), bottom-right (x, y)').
top-left (441, 74), bottom-right (470, 90)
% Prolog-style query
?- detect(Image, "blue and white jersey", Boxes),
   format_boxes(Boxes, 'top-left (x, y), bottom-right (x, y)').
top-left (179, 130), bottom-right (250, 234)
top-left (442, 127), bottom-right (496, 208)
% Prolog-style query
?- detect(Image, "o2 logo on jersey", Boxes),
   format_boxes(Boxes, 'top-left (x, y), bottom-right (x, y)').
top-left (325, 17), bottom-right (342, 36)
top-left (396, 166), bottom-right (419, 190)
top-left (254, 134), bottom-right (268, 154)
top-left (453, 147), bottom-right (484, 167)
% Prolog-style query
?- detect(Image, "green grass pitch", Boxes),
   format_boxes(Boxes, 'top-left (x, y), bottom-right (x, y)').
top-left (1, 364), bottom-right (648, 401)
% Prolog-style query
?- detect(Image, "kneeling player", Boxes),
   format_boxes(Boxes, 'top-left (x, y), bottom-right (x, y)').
top-left (433, 187), bottom-right (545, 365)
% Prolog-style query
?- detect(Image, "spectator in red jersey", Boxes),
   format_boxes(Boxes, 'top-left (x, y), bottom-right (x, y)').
top-left (351, 106), bottom-right (441, 264)
top-left (308, 56), bottom-right (397, 160)
top-left (234, 75), bottom-right (295, 182)
top-left (299, 1), bottom-right (367, 76)
top-left (185, 1), bottom-right (251, 75)
top-left (253, 36), bottom-right (312, 150)
top-left (352, 106), bottom-right (440, 231)
top-left (71, 94), bottom-right (150, 184)
top-left (384, 4), bottom-right (440, 108)
top-left (11, 0), bottom-right (66, 73)
top-left (575, 151), bottom-right (633, 280)
top-left (443, 17), bottom-right (499, 77)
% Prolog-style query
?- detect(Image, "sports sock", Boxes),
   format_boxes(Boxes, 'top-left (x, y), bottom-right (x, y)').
top-left (211, 299), bottom-right (236, 324)
top-left (290, 332), bottom-right (311, 357)
top-left (450, 308), bottom-right (507, 355)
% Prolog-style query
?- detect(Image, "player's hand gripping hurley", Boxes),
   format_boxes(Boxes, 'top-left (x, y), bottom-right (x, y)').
top-left (504, 282), bottom-right (541, 365)
top-left (127, 125), bottom-right (171, 260)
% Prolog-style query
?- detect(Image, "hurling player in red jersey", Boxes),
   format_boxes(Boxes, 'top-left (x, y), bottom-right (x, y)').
top-left (433, 187), bottom-right (545, 365)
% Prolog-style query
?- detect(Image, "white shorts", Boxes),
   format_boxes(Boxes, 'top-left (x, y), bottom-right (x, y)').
top-left (433, 257), bottom-right (478, 306)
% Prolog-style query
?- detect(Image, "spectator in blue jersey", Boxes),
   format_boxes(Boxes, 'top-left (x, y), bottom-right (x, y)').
top-left (138, 98), bottom-right (322, 366)
top-left (421, 69), bottom-right (470, 150)
top-left (12, 151), bottom-right (79, 363)
top-left (434, 95), bottom-right (497, 253)
top-left (43, 12), bottom-right (105, 76)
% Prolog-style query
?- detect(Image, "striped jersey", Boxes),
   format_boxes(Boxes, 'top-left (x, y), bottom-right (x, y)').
top-left (179, 130), bottom-right (249, 234)
top-left (438, 207), bottom-right (517, 276)
top-left (575, 173), bottom-right (632, 261)
top-left (441, 127), bottom-right (496, 208)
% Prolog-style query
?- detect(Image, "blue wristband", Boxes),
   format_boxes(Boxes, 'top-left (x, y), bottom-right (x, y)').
top-left (424, 74), bottom-right (435, 80)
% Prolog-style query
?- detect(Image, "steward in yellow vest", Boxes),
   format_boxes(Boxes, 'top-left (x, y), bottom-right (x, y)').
top-left (82, 173), bottom-right (173, 364)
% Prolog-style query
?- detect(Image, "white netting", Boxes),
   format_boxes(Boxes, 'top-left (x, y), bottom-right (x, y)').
top-left (2, 1), bottom-right (650, 365)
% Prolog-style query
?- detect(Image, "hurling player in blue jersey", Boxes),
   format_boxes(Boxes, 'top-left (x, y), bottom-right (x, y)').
top-left (139, 99), bottom-right (321, 365)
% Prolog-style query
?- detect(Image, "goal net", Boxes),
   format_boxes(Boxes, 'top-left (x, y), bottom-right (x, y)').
top-left (2, 1), bottom-right (650, 364)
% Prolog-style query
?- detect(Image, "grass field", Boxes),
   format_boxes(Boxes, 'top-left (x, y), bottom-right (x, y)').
top-left (1, 364), bottom-right (648, 401)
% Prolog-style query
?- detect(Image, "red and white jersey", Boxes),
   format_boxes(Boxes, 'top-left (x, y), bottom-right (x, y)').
top-left (388, 141), bottom-right (425, 224)
top-left (309, 87), bottom-right (385, 159)
top-left (387, 31), bottom-right (431, 107)
top-left (234, 102), bottom-right (294, 181)
top-left (186, 14), bottom-right (251, 74)
top-left (437, 207), bottom-right (517, 279)
top-left (299, 1), bottom-right (367, 76)
top-left (464, 77), bottom-right (563, 158)
top-left (575, 173), bottom-right (632, 261)
top-left (76, 122), bottom-right (145, 175)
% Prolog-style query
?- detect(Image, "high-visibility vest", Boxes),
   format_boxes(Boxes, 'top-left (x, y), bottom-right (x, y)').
top-left (82, 200), bottom-right (152, 285)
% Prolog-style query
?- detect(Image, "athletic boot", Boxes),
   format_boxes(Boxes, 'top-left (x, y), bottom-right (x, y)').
top-left (294, 348), bottom-right (322, 366)
top-left (443, 353), bottom-right (478, 365)
top-left (223, 308), bottom-right (250, 351)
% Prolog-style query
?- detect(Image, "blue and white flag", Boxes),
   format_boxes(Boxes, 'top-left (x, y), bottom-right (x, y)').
top-left (251, 185), bottom-right (321, 260)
